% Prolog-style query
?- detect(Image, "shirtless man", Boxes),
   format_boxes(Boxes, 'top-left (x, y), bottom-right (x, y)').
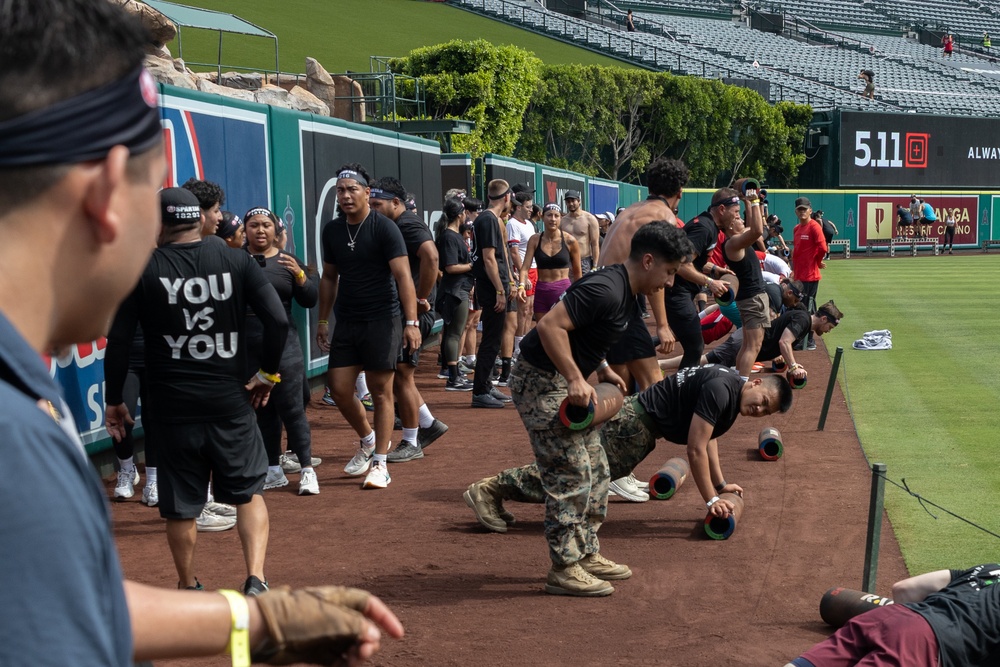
top-left (562, 190), bottom-right (601, 275)
top-left (597, 157), bottom-right (691, 502)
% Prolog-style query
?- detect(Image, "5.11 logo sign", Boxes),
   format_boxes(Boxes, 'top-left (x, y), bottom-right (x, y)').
top-left (854, 131), bottom-right (929, 169)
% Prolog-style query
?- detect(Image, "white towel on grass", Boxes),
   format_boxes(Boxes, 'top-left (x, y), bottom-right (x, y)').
top-left (853, 330), bottom-right (892, 350)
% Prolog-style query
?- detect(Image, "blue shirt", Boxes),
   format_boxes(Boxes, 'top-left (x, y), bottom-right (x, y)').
top-left (0, 312), bottom-right (132, 665)
top-left (921, 202), bottom-right (938, 221)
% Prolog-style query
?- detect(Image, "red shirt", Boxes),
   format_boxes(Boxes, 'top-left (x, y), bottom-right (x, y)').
top-left (791, 220), bottom-right (827, 282)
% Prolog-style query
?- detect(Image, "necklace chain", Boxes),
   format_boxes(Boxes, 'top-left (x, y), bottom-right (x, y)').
top-left (346, 215), bottom-right (367, 251)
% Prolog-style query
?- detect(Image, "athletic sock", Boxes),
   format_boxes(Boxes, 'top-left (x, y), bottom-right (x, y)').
top-left (361, 431), bottom-right (376, 448)
top-left (355, 372), bottom-right (369, 398)
top-left (373, 453), bottom-right (388, 464)
top-left (146, 467), bottom-right (157, 485)
top-left (467, 354), bottom-right (476, 366)
top-left (740, 376), bottom-right (749, 382)
top-left (402, 427), bottom-right (419, 444)
top-left (448, 365), bottom-right (459, 382)
top-left (514, 336), bottom-right (523, 356)
top-left (268, 465), bottom-right (282, 475)
top-left (118, 456), bottom-right (134, 472)
top-left (501, 357), bottom-right (512, 377)
top-left (418, 403), bottom-right (435, 428)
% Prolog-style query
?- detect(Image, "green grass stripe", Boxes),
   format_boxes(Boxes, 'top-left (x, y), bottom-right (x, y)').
top-left (821, 255), bottom-right (1000, 574)
top-left (164, 0), bottom-right (635, 74)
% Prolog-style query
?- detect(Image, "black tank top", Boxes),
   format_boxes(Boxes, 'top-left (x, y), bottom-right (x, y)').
top-left (721, 237), bottom-right (764, 300)
top-left (534, 233), bottom-right (571, 271)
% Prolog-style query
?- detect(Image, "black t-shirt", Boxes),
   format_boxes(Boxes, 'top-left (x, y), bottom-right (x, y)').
top-left (438, 228), bottom-right (474, 297)
top-left (722, 236), bottom-right (764, 300)
top-left (471, 210), bottom-right (510, 292)
top-left (396, 210), bottom-right (435, 304)
top-left (518, 264), bottom-right (633, 377)
top-left (638, 364), bottom-right (743, 443)
top-left (673, 212), bottom-right (718, 295)
top-left (906, 563), bottom-right (1000, 667)
top-left (107, 241), bottom-right (288, 423)
top-left (764, 282), bottom-right (783, 315)
top-left (320, 210), bottom-right (408, 321)
top-left (757, 309), bottom-right (811, 360)
top-left (249, 251), bottom-right (317, 325)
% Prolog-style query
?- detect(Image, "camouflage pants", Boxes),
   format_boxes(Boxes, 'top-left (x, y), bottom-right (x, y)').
top-left (509, 359), bottom-right (611, 565)
top-left (497, 397), bottom-right (658, 505)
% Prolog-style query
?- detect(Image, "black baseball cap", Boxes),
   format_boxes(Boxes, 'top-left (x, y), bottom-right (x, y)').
top-left (565, 190), bottom-right (582, 200)
top-left (160, 187), bottom-right (202, 225)
top-left (794, 197), bottom-right (812, 210)
top-left (511, 183), bottom-right (535, 195)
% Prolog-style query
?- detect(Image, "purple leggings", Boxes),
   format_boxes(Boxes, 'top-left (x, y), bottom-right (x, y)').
top-left (534, 278), bottom-right (571, 314)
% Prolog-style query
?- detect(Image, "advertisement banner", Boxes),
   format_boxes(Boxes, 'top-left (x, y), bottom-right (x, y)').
top-left (840, 111), bottom-right (1000, 188)
top-left (856, 194), bottom-right (979, 246)
top-left (541, 167), bottom-right (587, 209)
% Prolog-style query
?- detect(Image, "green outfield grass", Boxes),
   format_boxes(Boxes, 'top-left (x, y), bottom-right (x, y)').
top-left (819, 254), bottom-right (1000, 576)
top-left (164, 0), bottom-right (635, 74)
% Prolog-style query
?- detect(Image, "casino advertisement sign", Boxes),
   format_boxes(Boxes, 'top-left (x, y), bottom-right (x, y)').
top-left (856, 194), bottom-right (979, 246)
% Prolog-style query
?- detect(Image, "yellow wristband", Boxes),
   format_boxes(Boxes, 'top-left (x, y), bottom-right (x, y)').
top-left (317, 319), bottom-right (328, 325)
top-left (218, 590), bottom-right (251, 667)
top-left (257, 370), bottom-right (281, 385)
top-left (295, 269), bottom-right (305, 281)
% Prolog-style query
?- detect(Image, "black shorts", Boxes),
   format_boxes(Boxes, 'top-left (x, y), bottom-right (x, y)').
top-left (330, 316), bottom-right (401, 371)
top-left (157, 411), bottom-right (267, 519)
top-left (398, 310), bottom-right (436, 366)
top-left (606, 311), bottom-right (656, 365)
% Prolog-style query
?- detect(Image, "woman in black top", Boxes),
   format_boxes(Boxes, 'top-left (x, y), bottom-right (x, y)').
top-left (517, 204), bottom-right (581, 320)
top-left (436, 198), bottom-right (475, 391)
top-left (243, 206), bottom-right (320, 495)
top-left (215, 211), bottom-right (245, 249)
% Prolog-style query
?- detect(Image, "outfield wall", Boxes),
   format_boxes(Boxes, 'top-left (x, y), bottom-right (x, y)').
top-left (68, 84), bottom-right (646, 455)
top-left (679, 189), bottom-right (999, 251)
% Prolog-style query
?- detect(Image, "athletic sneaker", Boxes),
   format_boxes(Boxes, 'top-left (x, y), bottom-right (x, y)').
top-left (322, 385), bottom-right (336, 406)
top-left (298, 468), bottom-right (319, 495)
top-left (344, 442), bottom-right (375, 476)
top-left (489, 387), bottom-right (512, 403)
top-left (496, 374), bottom-right (511, 387)
top-left (445, 377), bottom-right (474, 391)
top-left (179, 578), bottom-right (204, 591)
top-left (204, 501), bottom-right (237, 518)
top-left (386, 440), bottom-right (423, 463)
top-left (114, 467), bottom-right (139, 500)
top-left (362, 460), bottom-right (391, 489)
top-left (609, 474), bottom-right (649, 502)
top-left (472, 393), bottom-right (506, 409)
top-left (545, 563), bottom-right (614, 597)
top-left (806, 339), bottom-right (817, 351)
top-left (458, 360), bottom-right (476, 375)
top-left (360, 393), bottom-right (374, 411)
top-left (263, 468), bottom-right (289, 490)
top-left (634, 478), bottom-right (649, 491)
top-left (195, 509), bottom-right (236, 532)
top-left (437, 368), bottom-right (450, 379)
top-left (142, 483), bottom-right (158, 507)
top-left (243, 575), bottom-right (269, 597)
top-left (418, 419), bottom-right (449, 449)
top-left (280, 452), bottom-right (323, 474)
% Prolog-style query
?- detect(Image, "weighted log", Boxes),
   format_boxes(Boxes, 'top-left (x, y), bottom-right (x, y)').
top-left (703, 492), bottom-right (744, 540)
top-left (758, 427), bottom-right (783, 461)
top-left (559, 383), bottom-right (625, 431)
top-left (819, 587), bottom-right (895, 628)
top-left (648, 457), bottom-right (689, 500)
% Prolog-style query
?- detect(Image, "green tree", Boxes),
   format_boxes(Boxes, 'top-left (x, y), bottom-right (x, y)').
top-left (388, 40), bottom-right (541, 156)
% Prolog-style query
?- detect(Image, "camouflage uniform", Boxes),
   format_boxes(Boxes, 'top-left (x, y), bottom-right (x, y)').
top-left (508, 358), bottom-right (614, 566)
top-left (497, 397), bottom-right (658, 505)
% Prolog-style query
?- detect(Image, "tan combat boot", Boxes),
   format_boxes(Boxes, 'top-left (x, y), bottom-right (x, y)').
top-left (463, 476), bottom-right (507, 533)
top-left (579, 553), bottom-right (632, 580)
top-left (545, 562), bottom-right (614, 597)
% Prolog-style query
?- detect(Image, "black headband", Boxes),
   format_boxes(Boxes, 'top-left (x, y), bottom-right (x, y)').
top-left (0, 67), bottom-right (161, 168)
top-left (337, 169), bottom-right (368, 186)
top-left (817, 308), bottom-right (839, 325)
top-left (244, 207), bottom-right (278, 224)
top-left (488, 187), bottom-right (512, 200)
top-left (369, 187), bottom-right (396, 201)
top-left (216, 214), bottom-right (242, 239)
top-left (712, 196), bottom-right (740, 208)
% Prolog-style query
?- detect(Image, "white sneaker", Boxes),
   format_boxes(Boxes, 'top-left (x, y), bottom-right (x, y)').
top-left (299, 468), bottom-right (319, 495)
top-left (344, 442), bottom-right (375, 476)
top-left (362, 460), bottom-right (391, 489)
top-left (609, 474), bottom-right (649, 502)
top-left (204, 501), bottom-right (237, 517)
top-left (142, 483), bottom-right (158, 507)
top-left (633, 474), bottom-right (650, 491)
top-left (114, 467), bottom-right (139, 500)
top-left (280, 452), bottom-right (323, 474)
top-left (264, 468), bottom-right (289, 490)
top-left (196, 509), bottom-right (236, 532)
